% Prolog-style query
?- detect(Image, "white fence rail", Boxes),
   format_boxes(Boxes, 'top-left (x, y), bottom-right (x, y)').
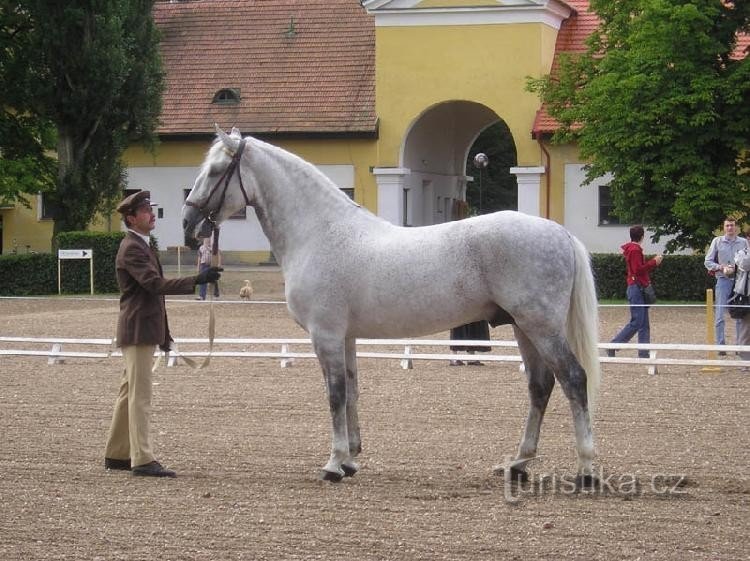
top-left (2, 336), bottom-right (749, 374)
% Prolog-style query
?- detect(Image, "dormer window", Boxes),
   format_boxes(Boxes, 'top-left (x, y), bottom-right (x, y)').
top-left (212, 88), bottom-right (240, 104)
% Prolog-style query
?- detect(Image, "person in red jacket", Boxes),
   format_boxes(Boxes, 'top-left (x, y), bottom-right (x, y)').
top-left (608, 225), bottom-right (663, 358)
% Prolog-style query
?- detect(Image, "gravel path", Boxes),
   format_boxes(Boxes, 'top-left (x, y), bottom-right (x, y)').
top-left (1, 269), bottom-right (747, 560)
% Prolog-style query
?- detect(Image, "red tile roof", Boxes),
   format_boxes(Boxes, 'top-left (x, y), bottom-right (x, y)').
top-left (533, 0), bottom-right (749, 138)
top-left (153, 0), bottom-right (376, 137)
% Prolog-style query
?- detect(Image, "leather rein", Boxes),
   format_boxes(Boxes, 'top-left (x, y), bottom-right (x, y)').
top-left (185, 138), bottom-right (251, 227)
top-left (172, 138), bottom-right (250, 372)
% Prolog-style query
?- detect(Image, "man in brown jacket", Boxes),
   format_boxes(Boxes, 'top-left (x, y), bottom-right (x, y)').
top-left (104, 190), bottom-right (222, 477)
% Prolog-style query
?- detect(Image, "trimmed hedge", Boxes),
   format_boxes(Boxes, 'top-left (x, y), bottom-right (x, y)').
top-left (0, 253), bottom-right (58, 295)
top-left (0, 231), bottom-right (131, 295)
top-left (592, 253), bottom-right (714, 302)
top-left (0, 241), bottom-right (718, 300)
top-left (55, 231), bottom-right (127, 294)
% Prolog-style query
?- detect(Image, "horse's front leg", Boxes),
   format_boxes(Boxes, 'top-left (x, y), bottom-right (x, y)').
top-left (341, 336), bottom-right (361, 477)
top-left (312, 333), bottom-right (350, 482)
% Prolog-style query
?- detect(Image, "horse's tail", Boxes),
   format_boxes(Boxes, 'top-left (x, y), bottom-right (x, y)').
top-left (566, 234), bottom-right (601, 419)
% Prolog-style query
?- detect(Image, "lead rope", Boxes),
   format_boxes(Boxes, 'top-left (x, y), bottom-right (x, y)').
top-left (172, 227), bottom-right (220, 370)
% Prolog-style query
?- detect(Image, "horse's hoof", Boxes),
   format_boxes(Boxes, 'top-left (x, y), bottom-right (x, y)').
top-left (509, 467), bottom-right (529, 483)
top-left (576, 473), bottom-right (598, 490)
top-left (319, 469), bottom-right (344, 483)
top-left (341, 463), bottom-right (359, 478)
top-left (493, 464), bottom-right (529, 483)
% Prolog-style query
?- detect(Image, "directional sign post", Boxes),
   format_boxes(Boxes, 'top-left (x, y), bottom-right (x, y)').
top-left (58, 249), bottom-right (94, 295)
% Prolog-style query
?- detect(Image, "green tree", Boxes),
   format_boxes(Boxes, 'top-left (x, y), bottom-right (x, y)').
top-left (5, 1), bottom-right (164, 237)
top-left (528, 0), bottom-right (750, 251)
top-left (0, 2), bottom-right (57, 206)
top-left (465, 120), bottom-right (518, 214)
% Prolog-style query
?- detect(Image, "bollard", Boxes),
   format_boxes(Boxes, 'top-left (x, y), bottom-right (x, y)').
top-left (702, 288), bottom-right (721, 373)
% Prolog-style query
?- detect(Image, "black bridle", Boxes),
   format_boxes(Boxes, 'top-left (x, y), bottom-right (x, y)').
top-left (185, 138), bottom-right (251, 227)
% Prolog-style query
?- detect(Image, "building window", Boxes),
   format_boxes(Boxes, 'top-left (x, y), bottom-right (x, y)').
top-left (38, 192), bottom-right (54, 220)
top-left (212, 88), bottom-right (240, 104)
top-left (598, 185), bottom-right (620, 226)
top-left (341, 188), bottom-right (354, 200)
top-left (402, 188), bottom-right (412, 226)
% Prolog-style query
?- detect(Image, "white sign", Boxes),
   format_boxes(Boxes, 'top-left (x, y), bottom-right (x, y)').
top-left (58, 249), bottom-right (93, 259)
top-left (57, 249), bottom-right (95, 295)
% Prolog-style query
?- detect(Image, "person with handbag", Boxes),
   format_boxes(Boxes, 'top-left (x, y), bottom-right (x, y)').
top-left (704, 218), bottom-right (748, 354)
top-left (732, 247), bottom-right (750, 360)
top-left (607, 225), bottom-right (663, 359)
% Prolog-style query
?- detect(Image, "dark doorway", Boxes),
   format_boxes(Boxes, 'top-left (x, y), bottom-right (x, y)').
top-left (465, 121), bottom-right (518, 215)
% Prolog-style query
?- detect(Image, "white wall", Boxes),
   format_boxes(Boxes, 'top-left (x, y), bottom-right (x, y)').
top-left (125, 164), bottom-right (354, 251)
top-left (563, 164), bottom-right (673, 255)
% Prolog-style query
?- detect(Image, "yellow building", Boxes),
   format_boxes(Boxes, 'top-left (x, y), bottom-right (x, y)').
top-left (2, 0), bottom-right (665, 260)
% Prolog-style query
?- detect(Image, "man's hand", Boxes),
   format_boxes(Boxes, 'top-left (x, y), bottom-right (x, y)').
top-left (195, 266), bottom-right (223, 285)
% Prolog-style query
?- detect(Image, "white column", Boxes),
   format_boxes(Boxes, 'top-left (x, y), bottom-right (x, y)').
top-left (373, 167), bottom-right (410, 225)
top-left (510, 166), bottom-right (545, 217)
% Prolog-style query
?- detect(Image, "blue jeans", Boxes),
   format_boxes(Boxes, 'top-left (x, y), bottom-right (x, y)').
top-left (714, 276), bottom-right (740, 346)
top-left (611, 284), bottom-right (650, 358)
top-left (198, 263), bottom-right (219, 300)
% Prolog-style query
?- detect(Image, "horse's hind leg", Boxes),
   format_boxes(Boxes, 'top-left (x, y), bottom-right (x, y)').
top-left (341, 336), bottom-right (361, 477)
top-left (529, 333), bottom-right (596, 478)
top-left (509, 327), bottom-right (556, 479)
top-left (312, 333), bottom-right (350, 482)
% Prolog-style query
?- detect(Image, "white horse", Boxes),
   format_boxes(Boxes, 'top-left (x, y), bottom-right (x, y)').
top-left (183, 126), bottom-right (601, 483)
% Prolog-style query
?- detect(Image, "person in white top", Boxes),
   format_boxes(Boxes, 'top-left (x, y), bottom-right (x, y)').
top-left (704, 218), bottom-right (749, 352)
top-left (196, 235), bottom-right (221, 300)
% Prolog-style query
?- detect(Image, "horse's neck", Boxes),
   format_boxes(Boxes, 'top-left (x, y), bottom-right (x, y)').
top-left (248, 146), bottom-right (374, 267)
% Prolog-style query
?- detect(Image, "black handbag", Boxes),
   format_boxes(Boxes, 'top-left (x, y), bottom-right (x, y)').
top-left (639, 283), bottom-right (656, 305)
top-left (728, 272), bottom-right (750, 319)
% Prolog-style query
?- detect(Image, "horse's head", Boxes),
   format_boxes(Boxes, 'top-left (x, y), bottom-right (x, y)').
top-left (182, 125), bottom-right (251, 249)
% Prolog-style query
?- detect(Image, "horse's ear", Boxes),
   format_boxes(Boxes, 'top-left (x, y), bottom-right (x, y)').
top-left (215, 124), bottom-right (233, 148)
top-left (230, 126), bottom-right (242, 138)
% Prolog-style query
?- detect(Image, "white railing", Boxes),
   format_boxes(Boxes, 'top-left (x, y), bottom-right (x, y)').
top-left (1, 336), bottom-right (748, 374)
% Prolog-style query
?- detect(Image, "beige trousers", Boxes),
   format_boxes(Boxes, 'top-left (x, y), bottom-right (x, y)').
top-left (104, 345), bottom-right (156, 467)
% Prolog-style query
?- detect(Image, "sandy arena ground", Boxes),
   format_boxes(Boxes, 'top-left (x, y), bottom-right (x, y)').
top-left (0, 267), bottom-right (748, 560)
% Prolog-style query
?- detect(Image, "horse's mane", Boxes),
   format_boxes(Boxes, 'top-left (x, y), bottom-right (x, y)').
top-left (250, 136), bottom-right (362, 210)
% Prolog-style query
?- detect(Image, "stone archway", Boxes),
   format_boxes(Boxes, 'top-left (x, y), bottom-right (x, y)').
top-left (374, 100), bottom-right (519, 227)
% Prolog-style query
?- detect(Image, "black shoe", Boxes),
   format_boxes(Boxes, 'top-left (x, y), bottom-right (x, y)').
top-left (606, 349), bottom-right (616, 358)
top-left (718, 351), bottom-right (727, 357)
top-left (104, 457), bottom-right (131, 471)
top-left (132, 461), bottom-right (176, 478)
top-left (466, 360), bottom-right (484, 366)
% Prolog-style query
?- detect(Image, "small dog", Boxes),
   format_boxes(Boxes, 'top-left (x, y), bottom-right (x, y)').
top-left (239, 280), bottom-right (253, 300)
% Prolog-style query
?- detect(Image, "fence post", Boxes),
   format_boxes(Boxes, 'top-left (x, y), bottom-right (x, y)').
top-left (280, 343), bottom-right (294, 368)
top-left (703, 288), bottom-right (721, 373)
top-left (400, 345), bottom-right (413, 370)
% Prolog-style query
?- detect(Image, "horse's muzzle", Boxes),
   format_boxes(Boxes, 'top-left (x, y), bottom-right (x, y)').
top-left (182, 206), bottom-right (213, 249)
top-left (184, 231), bottom-right (201, 250)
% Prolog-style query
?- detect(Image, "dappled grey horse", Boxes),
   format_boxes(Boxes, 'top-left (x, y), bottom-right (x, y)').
top-left (183, 126), bottom-right (601, 483)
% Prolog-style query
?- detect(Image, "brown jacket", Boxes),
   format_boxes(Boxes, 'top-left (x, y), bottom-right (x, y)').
top-left (116, 232), bottom-right (198, 347)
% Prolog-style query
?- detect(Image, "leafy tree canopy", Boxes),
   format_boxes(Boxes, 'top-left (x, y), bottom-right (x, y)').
top-left (1, 1), bottom-right (164, 236)
top-left (0, 3), bottom-right (57, 206)
top-left (528, 0), bottom-right (750, 252)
